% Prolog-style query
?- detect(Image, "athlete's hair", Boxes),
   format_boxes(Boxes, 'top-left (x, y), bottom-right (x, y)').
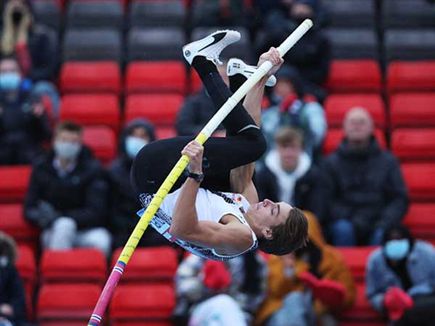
top-left (55, 121), bottom-right (83, 136)
top-left (258, 207), bottom-right (308, 255)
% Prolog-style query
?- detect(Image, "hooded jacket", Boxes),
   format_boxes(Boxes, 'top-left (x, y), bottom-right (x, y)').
top-left (322, 137), bottom-right (409, 236)
top-left (256, 212), bottom-right (356, 325)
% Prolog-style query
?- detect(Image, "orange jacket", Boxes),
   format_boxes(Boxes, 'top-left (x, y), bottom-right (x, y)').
top-left (256, 212), bottom-right (356, 325)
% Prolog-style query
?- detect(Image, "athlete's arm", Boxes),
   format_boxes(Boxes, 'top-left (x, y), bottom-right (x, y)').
top-left (169, 141), bottom-right (253, 254)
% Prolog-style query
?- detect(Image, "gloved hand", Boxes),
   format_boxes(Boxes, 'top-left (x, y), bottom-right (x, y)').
top-left (384, 287), bottom-right (413, 321)
top-left (202, 260), bottom-right (231, 292)
top-left (298, 271), bottom-right (346, 307)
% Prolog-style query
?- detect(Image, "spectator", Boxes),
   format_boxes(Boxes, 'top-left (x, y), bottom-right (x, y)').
top-left (255, 0), bottom-right (330, 100)
top-left (1, 0), bottom-right (60, 117)
top-left (256, 212), bottom-right (356, 326)
top-left (0, 232), bottom-right (26, 326)
top-left (366, 225), bottom-right (435, 326)
top-left (255, 127), bottom-right (324, 220)
top-left (24, 121), bottom-right (111, 256)
top-left (0, 55), bottom-right (51, 165)
top-left (261, 65), bottom-right (326, 159)
top-left (173, 251), bottom-right (267, 326)
top-left (108, 119), bottom-right (167, 249)
top-left (322, 107), bottom-right (409, 246)
top-left (175, 64), bottom-right (227, 137)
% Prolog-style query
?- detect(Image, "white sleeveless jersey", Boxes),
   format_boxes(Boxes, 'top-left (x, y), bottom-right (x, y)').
top-left (137, 188), bottom-right (258, 261)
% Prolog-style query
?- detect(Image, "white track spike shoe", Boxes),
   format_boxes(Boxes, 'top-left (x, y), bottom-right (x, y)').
top-left (227, 58), bottom-right (277, 87)
top-left (183, 30), bottom-right (241, 66)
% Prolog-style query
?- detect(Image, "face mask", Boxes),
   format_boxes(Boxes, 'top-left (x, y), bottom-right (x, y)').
top-left (54, 141), bottom-right (81, 160)
top-left (125, 136), bottom-right (148, 159)
top-left (0, 72), bottom-right (21, 91)
top-left (385, 239), bottom-right (410, 261)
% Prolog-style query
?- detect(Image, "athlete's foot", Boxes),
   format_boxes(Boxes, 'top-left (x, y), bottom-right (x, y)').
top-left (227, 58), bottom-right (277, 87)
top-left (182, 30), bottom-right (241, 66)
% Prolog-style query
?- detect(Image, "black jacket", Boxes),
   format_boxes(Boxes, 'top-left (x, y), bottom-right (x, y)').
top-left (255, 159), bottom-right (324, 220)
top-left (321, 137), bottom-right (409, 233)
top-left (24, 146), bottom-right (109, 230)
top-left (28, 25), bottom-right (59, 81)
top-left (175, 89), bottom-right (224, 136)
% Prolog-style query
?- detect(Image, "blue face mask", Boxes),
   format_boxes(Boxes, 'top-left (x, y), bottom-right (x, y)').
top-left (0, 72), bottom-right (21, 90)
top-left (125, 136), bottom-right (148, 159)
top-left (385, 239), bottom-right (410, 261)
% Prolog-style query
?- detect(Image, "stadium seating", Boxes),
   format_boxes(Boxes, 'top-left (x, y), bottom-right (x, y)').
top-left (337, 247), bottom-right (376, 283)
top-left (82, 126), bottom-right (117, 164)
top-left (0, 204), bottom-right (38, 246)
top-left (322, 129), bottom-right (386, 155)
top-left (387, 61), bottom-right (435, 93)
top-left (129, 0), bottom-right (186, 27)
top-left (16, 245), bottom-right (37, 320)
top-left (340, 284), bottom-right (383, 323)
top-left (324, 94), bottom-right (386, 128)
top-left (112, 247), bottom-right (178, 283)
top-left (324, 28), bottom-right (378, 59)
top-left (389, 93), bottom-right (435, 129)
top-left (66, 0), bottom-right (124, 30)
top-left (125, 61), bottom-right (187, 94)
top-left (110, 284), bottom-right (175, 322)
top-left (404, 203), bottom-right (435, 242)
top-left (383, 0), bottom-right (435, 28)
top-left (60, 94), bottom-right (121, 133)
top-left (391, 129), bottom-right (435, 162)
top-left (322, 0), bottom-right (375, 27)
top-left (33, 0), bottom-right (61, 31)
top-left (156, 126), bottom-right (177, 140)
top-left (125, 93), bottom-right (183, 126)
top-left (0, 166), bottom-right (31, 203)
top-left (385, 29), bottom-right (435, 61)
top-left (37, 284), bottom-right (101, 325)
top-left (40, 248), bottom-right (107, 284)
top-left (326, 60), bottom-right (382, 93)
top-left (60, 61), bottom-right (121, 95)
top-left (401, 163), bottom-right (435, 202)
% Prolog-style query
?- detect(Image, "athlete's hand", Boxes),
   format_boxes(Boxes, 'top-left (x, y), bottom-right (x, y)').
top-left (182, 140), bottom-right (204, 174)
top-left (258, 47), bottom-right (284, 76)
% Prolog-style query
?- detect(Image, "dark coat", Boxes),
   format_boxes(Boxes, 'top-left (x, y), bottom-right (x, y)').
top-left (321, 137), bottom-right (409, 235)
top-left (28, 25), bottom-right (58, 81)
top-left (255, 162), bottom-right (325, 221)
top-left (24, 146), bottom-right (109, 230)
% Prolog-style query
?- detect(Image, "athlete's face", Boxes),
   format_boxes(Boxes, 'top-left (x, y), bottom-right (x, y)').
top-left (248, 199), bottom-right (293, 237)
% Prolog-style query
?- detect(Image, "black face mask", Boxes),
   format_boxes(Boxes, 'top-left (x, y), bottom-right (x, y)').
top-left (12, 10), bottom-right (23, 25)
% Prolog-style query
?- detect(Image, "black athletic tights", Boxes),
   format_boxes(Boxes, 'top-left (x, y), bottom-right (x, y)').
top-left (131, 57), bottom-right (267, 194)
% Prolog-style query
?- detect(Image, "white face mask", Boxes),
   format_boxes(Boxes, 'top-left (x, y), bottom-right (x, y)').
top-left (54, 141), bottom-right (81, 160)
top-left (125, 136), bottom-right (148, 159)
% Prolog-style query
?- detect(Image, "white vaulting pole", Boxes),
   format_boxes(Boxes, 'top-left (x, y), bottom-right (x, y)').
top-left (88, 19), bottom-right (313, 326)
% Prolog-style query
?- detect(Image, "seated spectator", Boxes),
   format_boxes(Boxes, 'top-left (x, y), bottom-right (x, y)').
top-left (322, 107), bottom-right (408, 246)
top-left (175, 64), bottom-right (226, 137)
top-left (1, 0), bottom-right (60, 116)
top-left (255, 127), bottom-right (324, 220)
top-left (256, 212), bottom-right (356, 326)
top-left (0, 54), bottom-right (51, 165)
top-left (108, 119), bottom-right (167, 249)
top-left (24, 121), bottom-right (111, 256)
top-left (0, 232), bottom-right (26, 326)
top-left (173, 251), bottom-right (267, 326)
top-left (366, 225), bottom-right (435, 326)
top-left (255, 0), bottom-right (330, 100)
top-left (261, 66), bottom-right (326, 159)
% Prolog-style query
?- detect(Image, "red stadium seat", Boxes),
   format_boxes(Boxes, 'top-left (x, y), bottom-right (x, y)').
top-left (390, 93), bottom-right (435, 129)
top-left (404, 203), bottom-right (435, 241)
top-left (340, 284), bottom-right (382, 322)
top-left (391, 129), bottom-right (435, 162)
top-left (0, 166), bottom-right (31, 203)
top-left (110, 284), bottom-right (175, 321)
top-left (40, 248), bottom-right (106, 284)
top-left (112, 247), bottom-right (178, 283)
top-left (60, 61), bottom-right (121, 94)
top-left (190, 69), bottom-right (202, 94)
top-left (37, 284), bottom-right (101, 323)
top-left (325, 94), bottom-right (386, 128)
top-left (60, 94), bottom-right (121, 133)
top-left (387, 61), bottom-right (435, 94)
top-left (337, 247), bottom-right (376, 283)
top-left (156, 126), bottom-right (177, 139)
top-left (323, 129), bottom-right (386, 155)
top-left (0, 204), bottom-right (39, 245)
top-left (83, 126), bottom-right (117, 164)
top-left (16, 245), bottom-right (37, 320)
top-left (126, 61), bottom-right (187, 94)
top-left (401, 163), bottom-right (435, 202)
top-left (326, 60), bottom-right (382, 93)
top-left (125, 94), bottom-right (183, 126)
